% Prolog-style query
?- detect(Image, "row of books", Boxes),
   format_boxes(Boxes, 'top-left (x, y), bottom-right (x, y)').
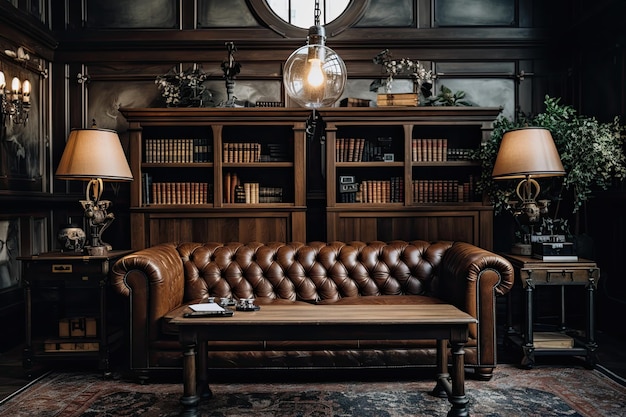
top-left (446, 148), bottom-right (475, 161)
top-left (336, 137), bottom-right (474, 163)
top-left (335, 138), bottom-right (396, 162)
top-left (223, 172), bottom-right (283, 204)
top-left (149, 182), bottom-right (213, 205)
top-left (232, 184), bottom-right (284, 204)
top-left (223, 142), bottom-right (262, 163)
top-left (144, 138), bottom-right (212, 163)
top-left (222, 142), bottom-right (288, 163)
top-left (336, 138), bottom-right (366, 162)
top-left (410, 139), bottom-right (476, 162)
top-left (412, 179), bottom-right (476, 203)
top-left (349, 178), bottom-right (404, 204)
top-left (411, 139), bottom-right (448, 162)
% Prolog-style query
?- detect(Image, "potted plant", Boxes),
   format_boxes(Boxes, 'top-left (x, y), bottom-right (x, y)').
top-left (475, 95), bottom-right (626, 224)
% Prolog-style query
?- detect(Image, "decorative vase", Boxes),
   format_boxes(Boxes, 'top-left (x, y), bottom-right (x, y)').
top-left (57, 223), bottom-right (86, 253)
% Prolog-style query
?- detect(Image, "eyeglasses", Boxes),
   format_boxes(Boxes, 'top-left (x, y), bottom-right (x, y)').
top-left (0, 238), bottom-right (15, 254)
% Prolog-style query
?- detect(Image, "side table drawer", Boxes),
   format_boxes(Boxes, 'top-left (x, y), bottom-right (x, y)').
top-left (24, 259), bottom-right (110, 278)
top-left (520, 267), bottom-right (599, 285)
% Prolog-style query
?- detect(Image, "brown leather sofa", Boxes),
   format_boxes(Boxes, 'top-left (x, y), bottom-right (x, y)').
top-left (110, 240), bottom-right (513, 381)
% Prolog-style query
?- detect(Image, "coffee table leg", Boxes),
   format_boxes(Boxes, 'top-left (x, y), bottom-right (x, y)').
top-left (431, 339), bottom-right (470, 417)
top-left (432, 339), bottom-right (450, 398)
top-left (196, 340), bottom-right (212, 399)
top-left (180, 341), bottom-right (200, 417)
top-left (448, 341), bottom-right (469, 417)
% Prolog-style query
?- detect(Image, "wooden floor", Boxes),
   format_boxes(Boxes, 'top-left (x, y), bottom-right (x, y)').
top-left (1, 329), bottom-right (625, 403)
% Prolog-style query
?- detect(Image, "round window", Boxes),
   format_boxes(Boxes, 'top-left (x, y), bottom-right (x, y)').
top-left (265, 0), bottom-right (350, 29)
top-left (248, 0), bottom-right (368, 38)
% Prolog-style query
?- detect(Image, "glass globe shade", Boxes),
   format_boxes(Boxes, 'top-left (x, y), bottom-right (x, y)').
top-left (283, 43), bottom-right (347, 109)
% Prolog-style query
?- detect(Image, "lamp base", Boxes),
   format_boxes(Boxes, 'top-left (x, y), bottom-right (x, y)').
top-left (511, 243), bottom-right (532, 256)
top-left (86, 245), bottom-right (109, 256)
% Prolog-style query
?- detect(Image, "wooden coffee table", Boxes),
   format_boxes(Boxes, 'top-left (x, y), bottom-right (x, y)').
top-left (170, 303), bottom-right (476, 417)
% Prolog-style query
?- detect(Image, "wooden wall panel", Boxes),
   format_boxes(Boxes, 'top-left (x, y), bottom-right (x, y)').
top-left (139, 213), bottom-right (302, 248)
top-left (328, 209), bottom-right (491, 248)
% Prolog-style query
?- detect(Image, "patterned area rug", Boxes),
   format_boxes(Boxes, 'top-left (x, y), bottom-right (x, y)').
top-left (1, 364), bottom-right (625, 416)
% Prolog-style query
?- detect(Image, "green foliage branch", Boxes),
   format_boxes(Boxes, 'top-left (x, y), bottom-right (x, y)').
top-left (475, 95), bottom-right (626, 215)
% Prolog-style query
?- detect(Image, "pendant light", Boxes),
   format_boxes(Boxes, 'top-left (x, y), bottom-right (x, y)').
top-left (283, 0), bottom-right (347, 108)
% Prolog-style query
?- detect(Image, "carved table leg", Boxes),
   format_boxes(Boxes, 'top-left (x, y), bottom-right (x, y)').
top-left (521, 276), bottom-right (536, 368)
top-left (431, 339), bottom-right (450, 398)
top-left (196, 340), bottom-right (212, 399)
top-left (431, 339), bottom-right (470, 417)
top-left (180, 340), bottom-right (200, 417)
top-left (447, 340), bottom-right (469, 417)
top-left (585, 270), bottom-right (599, 368)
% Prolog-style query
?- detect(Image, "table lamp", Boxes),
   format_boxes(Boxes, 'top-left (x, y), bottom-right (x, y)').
top-left (492, 127), bottom-right (565, 222)
top-left (492, 127), bottom-right (565, 252)
top-left (55, 127), bottom-right (133, 255)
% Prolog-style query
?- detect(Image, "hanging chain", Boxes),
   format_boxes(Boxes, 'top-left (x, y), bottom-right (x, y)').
top-left (314, 0), bottom-right (321, 26)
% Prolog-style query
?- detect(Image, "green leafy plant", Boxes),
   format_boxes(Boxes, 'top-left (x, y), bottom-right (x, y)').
top-left (424, 85), bottom-right (472, 107)
top-left (475, 95), bottom-right (626, 215)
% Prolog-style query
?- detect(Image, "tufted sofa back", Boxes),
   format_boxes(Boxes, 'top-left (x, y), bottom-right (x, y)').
top-left (176, 240), bottom-right (454, 304)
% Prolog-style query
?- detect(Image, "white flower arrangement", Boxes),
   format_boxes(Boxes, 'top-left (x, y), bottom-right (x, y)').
top-left (371, 49), bottom-right (433, 94)
top-left (155, 64), bottom-right (213, 107)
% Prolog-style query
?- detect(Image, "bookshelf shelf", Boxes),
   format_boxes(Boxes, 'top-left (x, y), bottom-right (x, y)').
top-left (142, 163), bottom-right (214, 168)
top-left (335, 162), bottom-right (404, 168)
top-left (222, 162), bottom-right (293, 168)
top-left (411, 161), bottom-right (480, 167)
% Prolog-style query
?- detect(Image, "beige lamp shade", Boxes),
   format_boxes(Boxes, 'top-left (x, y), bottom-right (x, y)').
top-left (56, 128), bottom-right (133, 181)
top-left (492, 127), bottom-right (565, 179)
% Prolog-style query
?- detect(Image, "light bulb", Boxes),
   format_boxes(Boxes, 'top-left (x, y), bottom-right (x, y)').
top-left (306, 58), bottom-right (325, 87)
top-left (11, 77), bottom-right (20, 94)
top-left (284, 44), bottom-right (346, 109)
top-left (22, 79), bottom-right (30, 103)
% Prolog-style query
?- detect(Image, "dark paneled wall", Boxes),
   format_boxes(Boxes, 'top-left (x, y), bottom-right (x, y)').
top-left (1, 0), bottom-right (624, 349)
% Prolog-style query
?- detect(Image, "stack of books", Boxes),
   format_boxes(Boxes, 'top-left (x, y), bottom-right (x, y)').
top-left (531, 234), bottom-right (578, 261)
top-left (376, 93), bottom-right (418, 107)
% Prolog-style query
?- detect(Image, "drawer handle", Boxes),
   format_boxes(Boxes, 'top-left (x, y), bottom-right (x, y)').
top-left (52, 264), bottom-right (73, 273)
top-left (546, 269), bottom-right (573, 282)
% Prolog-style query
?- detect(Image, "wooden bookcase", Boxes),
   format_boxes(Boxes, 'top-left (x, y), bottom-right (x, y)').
top-left (322, 107), bottom-right (502, 250)
top-left (120, 107), bottom-right (500, 251)
top-left (120, 108), bottom-right (309, 250)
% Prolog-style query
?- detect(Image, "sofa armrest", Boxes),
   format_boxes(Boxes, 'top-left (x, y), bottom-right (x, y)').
top-left (436, 241), bottom-right (514, 302)
top-left (111, 242), bottom-right (185, 371)
top-left (434, 241), bottom-right (514, 374)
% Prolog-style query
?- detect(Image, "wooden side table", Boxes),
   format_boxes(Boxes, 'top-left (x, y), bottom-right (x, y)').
top-left (18, 250), bottom-right (133, 377)
top-left (501, 253), bottom-right (600, 369)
